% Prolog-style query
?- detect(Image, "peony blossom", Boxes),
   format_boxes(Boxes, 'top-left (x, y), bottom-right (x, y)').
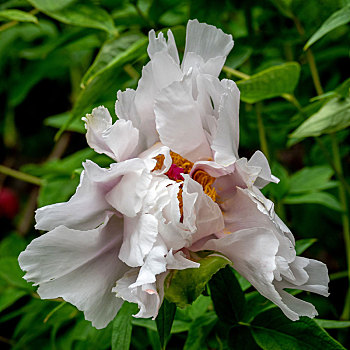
top-left (18, 19), bottom-right (329, 329)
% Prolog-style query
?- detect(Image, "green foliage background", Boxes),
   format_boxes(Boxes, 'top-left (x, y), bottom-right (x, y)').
top-left (0, 0), bottom-right (349, 349)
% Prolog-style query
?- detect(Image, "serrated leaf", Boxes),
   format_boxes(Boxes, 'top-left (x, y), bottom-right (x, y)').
top-left (112, 301), bottom-right (138, 350)
top-left (155, 299), bottom-right (176, 349)
top-left (236, 62), bottom-right (300, 104)
top-left (290, 98), bottom-right (350, 138)
top-left (304, 5), bottom-right (350, 50)
top-left (164, 255), bottom-right (229, 308)
top-left (0, 9), bottom-right (38, 23)
top-left (284, 192), bottom-right (343, 211)
top-left (289, 166), bottom-right (335, 194)
top-left (209, 265), bottom-right (245, 324)
top-left (295, 239), bottom-right (317, 255)
top-left (315, 319), bottom-right (350, 329)
top-left (27, 0), bottom-right (116, 33)
top-left (250, 309), bottom-right (346, 350)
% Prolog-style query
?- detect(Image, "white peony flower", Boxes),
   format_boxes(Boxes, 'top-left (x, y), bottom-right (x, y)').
top-left (18, 19), bottom-right (329, 329)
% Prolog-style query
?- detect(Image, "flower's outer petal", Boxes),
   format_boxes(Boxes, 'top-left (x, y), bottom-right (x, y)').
top-left (106, 166), bottom-right (153, 218)
top-left (35, 159), bottom-right (149, 231)
top-left (155, 77), bottom-right (212, 162)
top-left (182, 176), bottom-right (224, 243)
top-left (130, 238), bottom-right (168, 288)
top-left (148, 29), bottom-right (180, 65)
top-left (113, 269), bottom-right (161, 319)
top-left (134, 51), bottom-right (183, 148)
top-left (166, 249), bottom-right (200, 270)
top-left (119, 214), bottom-right (158, 267)
top-left (211, 79), bottom-right (240, 166)
top-left (182, 19), bottom-right (233, 76)
top-left (247, 150), bottom-right (279, 188)
top-left (18, 215), bottom-right (128, 329)
top-left (83, 106), bottom-right (139, 162)
top-left (201, 228), bottom-right (304, 321)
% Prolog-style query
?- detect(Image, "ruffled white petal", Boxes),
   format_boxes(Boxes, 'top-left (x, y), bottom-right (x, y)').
top-left (155, 76), bottom-right (212, 162)
top-left (113, 269), bottom-right (161, 319)
top-left (182, 19), bottom-right (233, 76)
top-left (35, 159), bottom-right (150, 231)
top-left (18, 215), bottom-right (128, 329)
top-left (166, 250), bottom-right (200, 270)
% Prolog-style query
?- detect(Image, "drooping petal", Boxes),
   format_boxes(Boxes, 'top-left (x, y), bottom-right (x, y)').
top-left (113, 269), bottom-right (161, 319)
top-left (83, 106), bottom-right (139, 162)
top-left (166, 249), bottom-right (200, 270)
top-left (18, 215), bottom-right (128, 329)
top-left (155, 76), bottom-right (212, 162)
top-left (182, 19), bottom-right (233, 76)
top-left (118, 214), bottom-right (158, 267)
top-left (35, 159), bottom-right (150, 231)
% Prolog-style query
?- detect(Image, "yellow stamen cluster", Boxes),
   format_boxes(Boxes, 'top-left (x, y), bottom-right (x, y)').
top-left (152, 150), bottom-right (217, 218)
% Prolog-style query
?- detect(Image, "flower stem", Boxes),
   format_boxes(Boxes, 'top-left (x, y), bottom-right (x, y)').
top-left (0, 165), bottom-right (42, 186)
top-left (255, 103), bottom-right (269, 161)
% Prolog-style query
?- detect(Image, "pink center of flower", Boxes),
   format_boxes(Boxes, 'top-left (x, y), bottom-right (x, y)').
top-left (166, 164), bottom-right (184, 181)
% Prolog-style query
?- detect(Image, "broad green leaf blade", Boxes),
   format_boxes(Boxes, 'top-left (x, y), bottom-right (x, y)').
top-left (81, 32), bottom-right (144, 87)
top-left (284, 192), bottom-right (343, 211)
top-left (295, 239), bottom-right (317, 255)
top-left (155, 299), bottom-right (176, 349)
top-left (164, 255), bottom-right (229, 308)
top-left (209, 265), bottom-right (245, 324)
top-left (183, 313), bottom-right (218, 350)
top-left (44, 112), bottom-right (85, 133)
top-left (304, 5), bottom-right (350, 50)
top-left (0, 9), bottom-right (38, 23)
top-left (226, 46), bottom-right (253, 69)
top-left (290, 98), bottom-right (350, 138)
top-left (112, 301), bottom-right (138, 350)
top-left (315, 319), bottom-right (350, 329)
top-left (0, 257), bottom-right (33, 291)
top-left (27, 0), bottom-right (116, 33)
top-left (236, 62), bottom-right (300, 104)
top-left (289, 166), bottom-right (335, 194)
top-left (132, 318), bottom-right (191, 333)
top-left (251, 309), bottom-right (346, 349)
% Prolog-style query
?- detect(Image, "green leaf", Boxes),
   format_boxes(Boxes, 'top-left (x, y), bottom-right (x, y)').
top-left (289, 166), bottom-right (336, 194)
top-left (112, 302), bottom-right (138, 350)
top-left (290, 98), bottom-right (350, 138)
top-left (295, 238), bottom-right (317, 255)
top-left (250, 309), bottom-right (346, 349)
top-left (132, 318), bottom-right (191, 334)
top-left (183, 313), bottom-right (218, 350)
top-left (0, 257), bottom-right (33, 291)
top-left (0, 288), bottom-right (27, 313)
top-left (44, 112), bottom-right (85, 133)
top-left (209, 265), bottom-right (245, 324)
top-left (284, 192), bottom-right (343, 211)
top-left (81, 32), bottom-right (144, 87)
top-left (0, 9), bottom-right (38, 23)
top-left (236, 62), bottom-right (300, 104)
top-left (0, 233), bottom-right (27, 257)
top-left (164, 255), bottom-right (229, 308)
top-left (315, 319), bottom-right (350, 329)
top-left (304, 5), bottom-right (350, 50)
top-left (226, 46), bottom-right (253, 69)
top-left (27, 0), bottom-right (116, 33)
top-left (155, 299), bottom-right (176, 349)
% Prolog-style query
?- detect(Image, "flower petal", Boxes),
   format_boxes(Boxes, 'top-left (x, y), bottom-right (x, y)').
top-left (83, 106), bottom-right (139, 162)
top-left (155, 76), bottom-right (212, 162)
top-left (182, 19), bottom-right (233, 76)
top-left (18, 215), bottom-right (128, 329)
top-left (118, 214), bottom-right (158, 267)
top-left (113, 269), bottom-right (161, 319)
top-left (35, 159), bottom-right (149, 231)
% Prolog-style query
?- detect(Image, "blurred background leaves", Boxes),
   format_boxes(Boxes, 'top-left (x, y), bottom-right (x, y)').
top-left (0, 0), bottom-right (349, 349)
